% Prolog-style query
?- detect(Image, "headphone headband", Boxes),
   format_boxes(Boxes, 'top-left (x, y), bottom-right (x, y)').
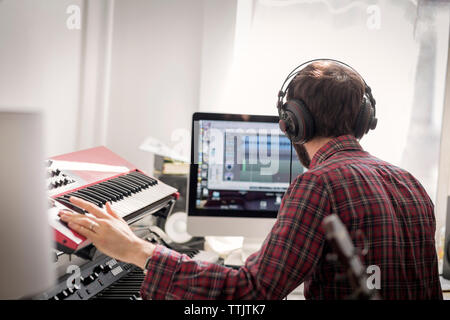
top-left (278, 58), bottom-right (372, 107)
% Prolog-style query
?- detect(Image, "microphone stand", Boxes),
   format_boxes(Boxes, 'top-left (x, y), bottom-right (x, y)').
top-left (322, 214), bottom-right (381, 300)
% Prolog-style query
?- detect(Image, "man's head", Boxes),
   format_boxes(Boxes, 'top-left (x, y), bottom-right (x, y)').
top-left (287, 60), bottom-right (366, 137)
top-left (285, 61), bottom-right (367, 168)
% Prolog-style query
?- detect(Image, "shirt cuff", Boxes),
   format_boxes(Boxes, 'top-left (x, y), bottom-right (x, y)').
top-left (139, 244), bottom-right (182, 300)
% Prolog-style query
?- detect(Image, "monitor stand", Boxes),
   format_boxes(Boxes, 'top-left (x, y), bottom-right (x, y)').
top-left (224, 237), bottom-right (264, 267)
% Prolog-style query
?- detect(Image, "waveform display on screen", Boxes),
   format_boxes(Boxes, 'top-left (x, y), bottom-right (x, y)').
top-left (223, 132), bottom-right (303, 183)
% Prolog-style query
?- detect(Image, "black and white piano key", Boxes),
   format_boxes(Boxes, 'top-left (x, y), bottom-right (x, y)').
top-left (93, 268), bottom-right (145, 300)
top-left (56, 171), bottom-right (176, 219)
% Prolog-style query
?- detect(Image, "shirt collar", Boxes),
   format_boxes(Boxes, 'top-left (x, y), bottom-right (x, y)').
top-left (309, 135), bottom-right (363, 169)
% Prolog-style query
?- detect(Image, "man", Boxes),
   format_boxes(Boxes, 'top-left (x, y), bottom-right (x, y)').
top-left (60, 61), bottom-right (442, 299)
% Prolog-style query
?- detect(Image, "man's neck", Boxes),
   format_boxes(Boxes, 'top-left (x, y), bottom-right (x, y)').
top-left (303, 136), bottom-right (333, 160)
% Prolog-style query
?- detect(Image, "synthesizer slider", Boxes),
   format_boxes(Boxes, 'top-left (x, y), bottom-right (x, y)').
top-left (47, 146), bottom-right (178, 254)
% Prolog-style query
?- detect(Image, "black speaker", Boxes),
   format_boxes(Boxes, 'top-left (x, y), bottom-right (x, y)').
top-left (158, 174), bottom-right (188, 213)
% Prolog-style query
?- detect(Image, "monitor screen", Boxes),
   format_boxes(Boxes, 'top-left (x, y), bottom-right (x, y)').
top-left (188, 113), bottom-right (304, 219)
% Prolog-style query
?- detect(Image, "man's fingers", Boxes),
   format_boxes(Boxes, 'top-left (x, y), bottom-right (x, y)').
top-left (61, 214), bottom-right (101, 237)
top-left (105, 202), bottom-right (121, 219)
top-left (60, 211), bottom-right (98, 224)
top-left (59, 212), bottom-right (98, 236)
top-left (69, 196), bottom-right (109, 219)
top-left (61, 214), bottom-right (100, 232)
top-left (67, 221), bottom-right (97, 239)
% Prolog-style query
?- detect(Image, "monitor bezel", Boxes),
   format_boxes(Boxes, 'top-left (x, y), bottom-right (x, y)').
top-left (188, 112), bottom-right (285, 219)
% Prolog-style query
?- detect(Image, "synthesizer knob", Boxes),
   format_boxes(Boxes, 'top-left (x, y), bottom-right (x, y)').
top-left (56, 290), bottom-right (69, 300)
top-left (94, 265), bottom-right (105, 274)
top-left (82, 274), bottom-right (96, 285)
top-left (96, 264), bottom-right (112, 274)
top-left (50, 169), bottom-right (60, 177)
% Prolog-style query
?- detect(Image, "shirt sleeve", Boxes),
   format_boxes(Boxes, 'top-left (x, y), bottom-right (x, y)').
top-left (140, 172), bottom-right (330, 300)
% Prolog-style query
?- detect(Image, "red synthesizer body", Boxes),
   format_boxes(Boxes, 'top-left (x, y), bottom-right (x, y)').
top-left (46, 146), bottom-right (178, 254)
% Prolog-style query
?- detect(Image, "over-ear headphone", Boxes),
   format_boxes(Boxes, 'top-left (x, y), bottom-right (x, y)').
top-left (277, 58), bottom-right (378, 144)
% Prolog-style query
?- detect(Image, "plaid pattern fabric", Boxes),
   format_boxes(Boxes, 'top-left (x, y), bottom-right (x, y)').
top-left (140, 135), bottom-right (442, 300)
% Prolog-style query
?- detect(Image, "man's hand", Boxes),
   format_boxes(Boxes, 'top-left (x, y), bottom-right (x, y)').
top-left (59, 197), bottom-right (155, 270)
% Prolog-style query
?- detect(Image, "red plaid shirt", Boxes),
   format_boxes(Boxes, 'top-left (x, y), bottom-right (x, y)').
top-left (140, 135), bottom-right (442, 300)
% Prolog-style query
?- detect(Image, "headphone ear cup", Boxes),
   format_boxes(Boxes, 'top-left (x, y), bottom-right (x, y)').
top-left (354, 95), bottom-right (379, 139)
top-left (283, 99), bottom-right (315, 144)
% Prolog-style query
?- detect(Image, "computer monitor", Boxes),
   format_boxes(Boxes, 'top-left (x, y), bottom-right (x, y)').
top-left (187, 112), bottom-right (304, 260)
top-left (0, 110), bottom-right (54, 298)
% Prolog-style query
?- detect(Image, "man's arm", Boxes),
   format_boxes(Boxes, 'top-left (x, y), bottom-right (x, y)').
top-left (60, 172), bottom-right (330, 299)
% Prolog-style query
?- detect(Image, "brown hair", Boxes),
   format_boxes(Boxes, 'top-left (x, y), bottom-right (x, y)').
top-left (286, 61), bottom-right (365, 138)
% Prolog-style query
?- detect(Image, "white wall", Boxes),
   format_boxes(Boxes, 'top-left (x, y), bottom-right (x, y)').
top-left (105, 0), bottom-right (204, 174)
top-left (0, 0), bottom-right (84, 156)
top-left (0, 0), bottom-right (207, 173)
top-left (76, 0), bottom-right (115, 150)
top-left (198, 0), bottom-right (238, 112)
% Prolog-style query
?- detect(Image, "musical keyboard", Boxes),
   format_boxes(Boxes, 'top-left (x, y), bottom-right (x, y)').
top-left (34, 233), bottom-right (211, 300)
top-left (33, 146), bottom-right (220, 300)
top-left (46, 146), bottom-right (178, 254)
top-left (92, 267), bottom-right (145, 300)
top-left (92, 248), bottom-right (202, 300)
top-left (54, 170), bottom-right (177, 221)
